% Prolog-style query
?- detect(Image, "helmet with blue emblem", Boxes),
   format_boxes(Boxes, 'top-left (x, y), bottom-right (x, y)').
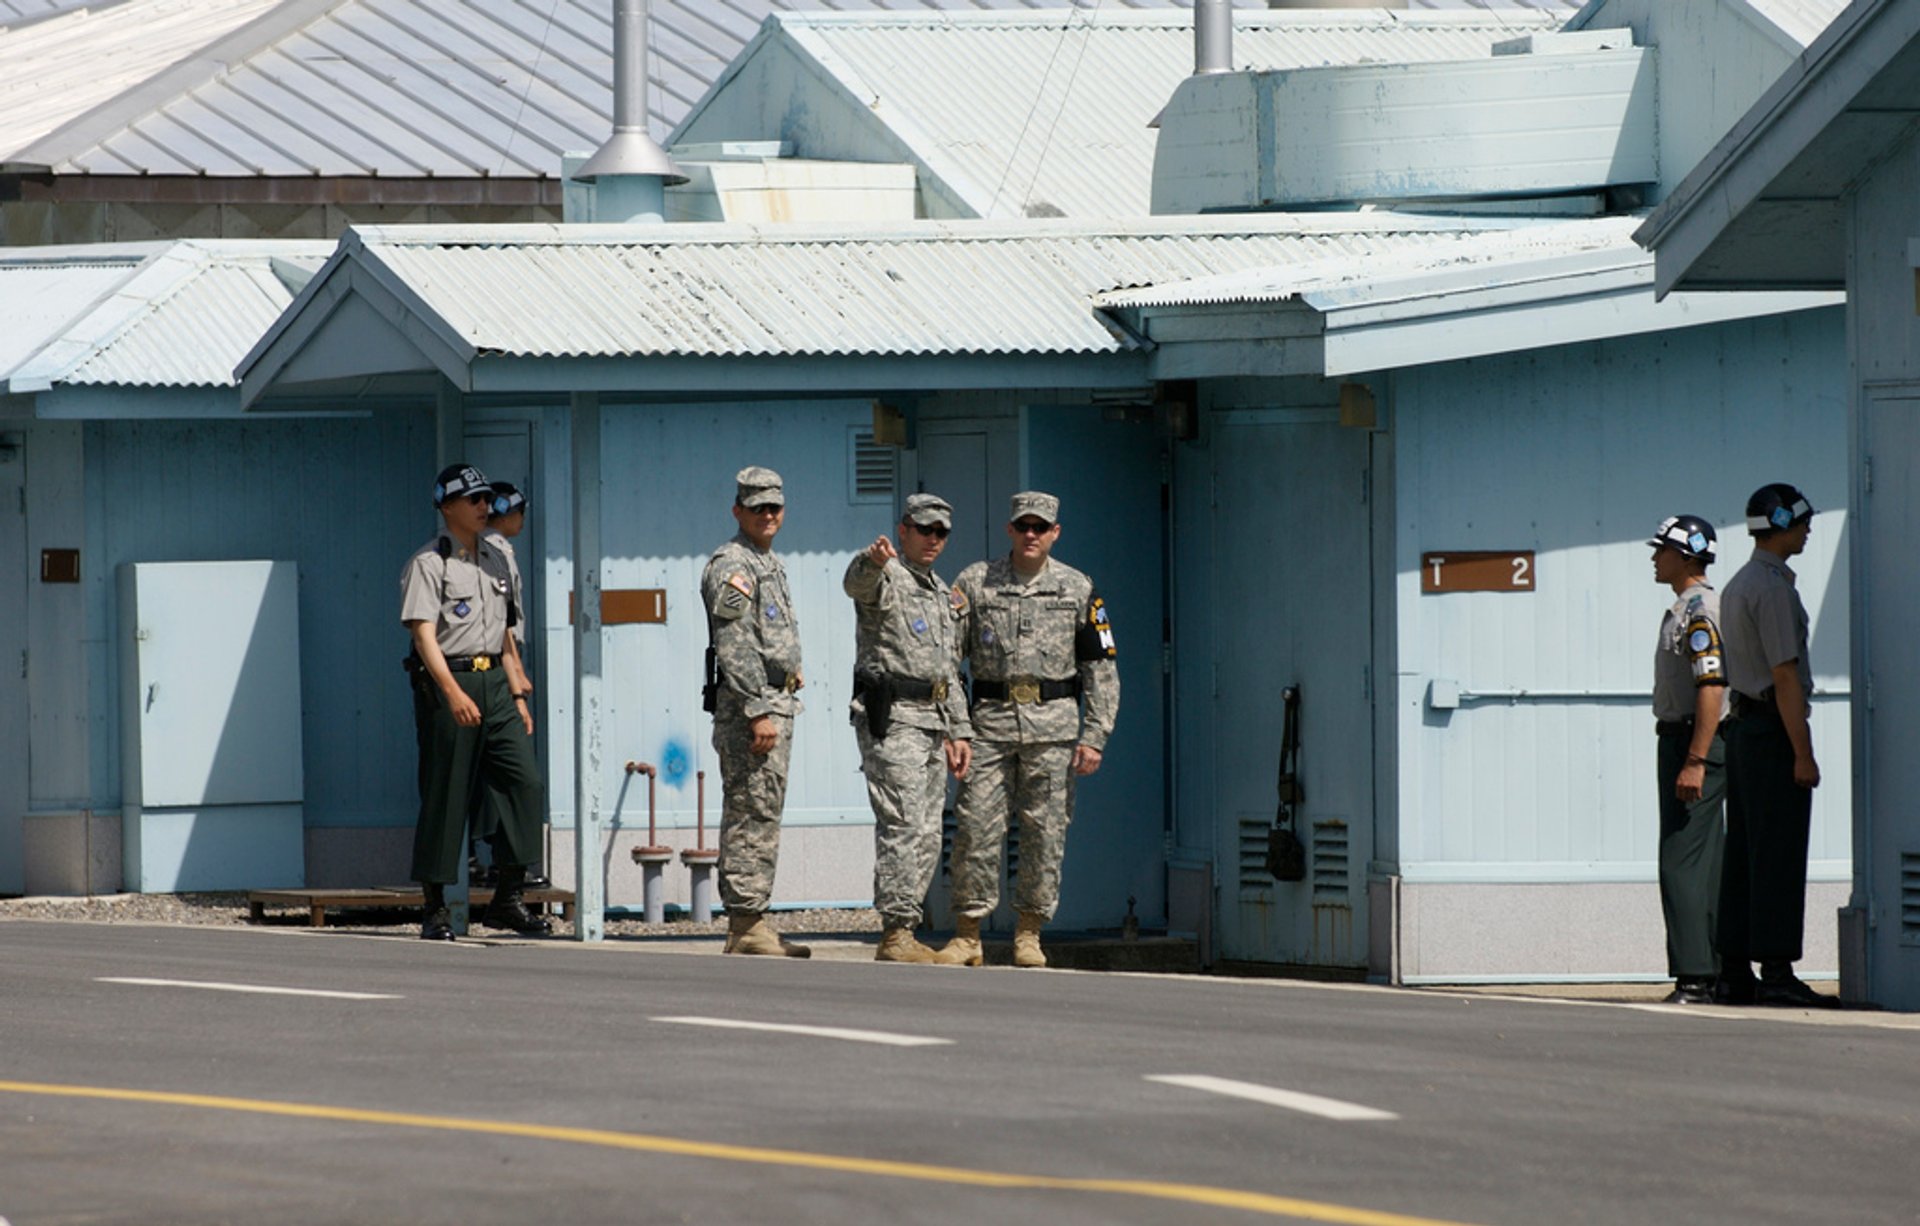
top-left (1647, 514), bottom-right (1716, 564)
top-left (489, 482), bottom-right (527, 521)
top-left (1744, 482), bottom-right (1814, 535)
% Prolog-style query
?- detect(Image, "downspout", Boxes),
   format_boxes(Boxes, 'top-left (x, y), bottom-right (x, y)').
top-left (575, 0), bottom-right (686, 222)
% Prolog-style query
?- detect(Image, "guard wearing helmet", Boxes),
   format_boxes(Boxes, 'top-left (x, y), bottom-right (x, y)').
top-left (1716, 483), bottom-right (1833, 1007)
top-left (400, 463), bottom-right (550, 940)
top-left (1649, 514), bottom-right (1728, 1005)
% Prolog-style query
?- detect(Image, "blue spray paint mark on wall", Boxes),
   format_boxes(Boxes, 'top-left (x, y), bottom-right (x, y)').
top-left (660, 740), bottom-right (690, 789)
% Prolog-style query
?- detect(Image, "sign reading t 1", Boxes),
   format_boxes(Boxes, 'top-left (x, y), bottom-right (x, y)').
top-left (1421, 551), bottom-right (1535, 593)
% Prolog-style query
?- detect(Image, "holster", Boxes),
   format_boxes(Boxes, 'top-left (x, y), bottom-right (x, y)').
top-left (702, 645), bottom-right (719, 715)
top-left (855, 669), bottom-right (893, 739)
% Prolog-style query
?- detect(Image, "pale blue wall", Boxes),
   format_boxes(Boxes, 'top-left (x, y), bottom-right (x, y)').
top-left (81, 413), bottom-right (437, 830)
top-left (1391, 308), bottom-right (1852, 881)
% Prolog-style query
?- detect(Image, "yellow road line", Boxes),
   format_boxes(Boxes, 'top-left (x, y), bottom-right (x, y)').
top-left (0, 1079), bottom-right (1482, 1226)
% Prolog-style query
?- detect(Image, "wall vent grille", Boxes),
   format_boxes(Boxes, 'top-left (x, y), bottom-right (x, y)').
top-left (1239, 817), bottom-right (1273, 892)
top-left (1903, 853), bottom-right (1920, 939)
top-left (1312, 819), bottom-right (1350, 903)
top-left (849, 428), bottom-right (896, 502)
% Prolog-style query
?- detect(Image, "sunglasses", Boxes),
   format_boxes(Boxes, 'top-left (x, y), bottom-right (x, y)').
top-left (910, 523), bottom-right (951, 539)
top-left (1011, 520), bottom-right (1052, 535)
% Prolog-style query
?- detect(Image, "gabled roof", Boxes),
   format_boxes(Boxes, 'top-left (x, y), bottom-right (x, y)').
top-left (0, 239), bottom-right (329, 393)
top-left (236, 214), bottom-right (1519, 404)
top-left (1096, 216), bottom-right (1840, 375)
top-left (0, 0), bottom-right (1579, 182)
top-left (670, 8), bottom-right (1568, 219)
top-left (1634, 0), bottom-right (1919, 292)
top-left (1567, 0), bottom-right (1852, 53)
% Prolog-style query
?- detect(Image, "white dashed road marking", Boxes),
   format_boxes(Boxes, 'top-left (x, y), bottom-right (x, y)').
top-left (98, 977), bottom-right (400, 1001)
top-left (651, 1016), bottom-right (952, 1047)
top-left (1146, 1074), bottom-right (1399, 1122)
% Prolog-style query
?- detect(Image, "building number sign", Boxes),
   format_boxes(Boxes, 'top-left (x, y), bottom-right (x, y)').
top-left (1421, 551), bottom-right (1535, 593)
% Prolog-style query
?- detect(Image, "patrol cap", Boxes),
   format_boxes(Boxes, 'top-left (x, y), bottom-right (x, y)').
top-left (1744, 482), bottom-right (1814, 534)
top-left (902, 493), bottom-right (953, 529)
top-left (490, 482), bottom-right (527, 520)
top-left (1009, 490), bottom-right (1059, 525)
top-left (1647, 514), bottom-right (1716, 564)
top-left (434, 463), bottom-right (493, 507)
top-left (736, 465), bottom-right (785, 508)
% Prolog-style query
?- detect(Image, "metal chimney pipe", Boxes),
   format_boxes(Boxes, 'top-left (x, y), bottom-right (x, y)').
top-left (1195, 0), bottom-right (1232, 75)
top-left (576, 0), bottom-right (686, 192)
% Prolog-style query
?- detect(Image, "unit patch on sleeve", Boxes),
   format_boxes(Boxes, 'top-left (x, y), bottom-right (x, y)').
top-left (711, 571), bottom-right (754, 621)
top-left (1075, 593), bottom-right (1117, 661)
top-left (1684, 614), bottom-right (1726, 686)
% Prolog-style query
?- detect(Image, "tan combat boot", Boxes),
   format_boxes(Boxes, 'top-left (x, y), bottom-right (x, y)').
top-left (1012, 911), bottom-right (1047, 968)
top-left (724, 912), bottom-right (813, 958)
top-left (875, 924), bottom-right (938, 964)
top-left (931, 915), bottom-right (983, 966)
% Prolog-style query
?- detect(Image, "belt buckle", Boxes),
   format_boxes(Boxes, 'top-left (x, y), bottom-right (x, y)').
top-left (932, 679), bottom-right (949, 702)
top-left (472, 655), bottom-right (492, 672)
top-left (784, 672), bottom-right (801, 694)
top-left (1010, 678), bottom-right (1041, 705)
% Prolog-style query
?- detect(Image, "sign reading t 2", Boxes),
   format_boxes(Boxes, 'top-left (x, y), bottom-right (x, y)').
top-left (1421, 551), bottom-right (1535, 593)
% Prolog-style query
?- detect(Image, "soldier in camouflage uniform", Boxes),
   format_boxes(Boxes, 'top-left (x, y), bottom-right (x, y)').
top-left (700, 466), bottom-right (810, 958)
top-left (935, 491), bottom-right (1119, 968)
top-left (844, 493), bottom-right (974, 964)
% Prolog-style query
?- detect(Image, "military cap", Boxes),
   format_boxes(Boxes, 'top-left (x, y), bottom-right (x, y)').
top-left (1009, 490), bottom-right (1059, 525)
top-left (490, 482), bottom-right (527, 519)
top-left (736, 465), bottom-right (785, 508)
top-left (903, 492), bottom-right (954, 529)
top-left (434, 463), bottom-right (493, 507)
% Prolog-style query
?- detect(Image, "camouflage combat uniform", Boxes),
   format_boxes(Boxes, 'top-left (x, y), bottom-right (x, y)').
top-left (844, 548), bottom-right (971, 929)
top-left (950, 555), bottom-right (1119, 920)
top-left (702, 530), bottom-right (803, 915)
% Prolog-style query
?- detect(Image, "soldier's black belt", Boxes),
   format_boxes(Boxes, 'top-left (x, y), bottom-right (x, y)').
top-left (1729, 689), bottom-right (1779, 721)
top-left (1655, 719), bottom-right (1695, 737)
top-left (888, 676), bottom-right (950, 702)
top-left (765, 662), bottom-right (801, 693)
top-left (971, 676), bottom-right (1080, 705)
top-left (404, 653), bottom-right (498, 675)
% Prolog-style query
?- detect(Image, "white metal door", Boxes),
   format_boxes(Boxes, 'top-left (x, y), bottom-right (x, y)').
top-left (0, 434), bottom-right (25, 893)
top-left (1211, 416), bottom-right (1372, 966)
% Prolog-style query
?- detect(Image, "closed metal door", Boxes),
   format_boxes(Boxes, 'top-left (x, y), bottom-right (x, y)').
top-left (0, 434), bottom-right (24, 893)
top-left (1210, 416), bottom-right (1372, 966)
top-left (1866, 390), bottom-right (1920, 1001)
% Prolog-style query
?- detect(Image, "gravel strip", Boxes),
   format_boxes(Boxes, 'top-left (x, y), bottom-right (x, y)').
top-left (0, 891), bottom-right (883, 942)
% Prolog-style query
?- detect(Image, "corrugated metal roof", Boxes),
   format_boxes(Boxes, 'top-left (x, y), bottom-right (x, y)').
top-left (1739, 0), bottom-right (1854, 45)
top-left (0, 0), bottom-right (104, 29)
top-left (3, 0), bottom-right (1579, 178)
top-left (679, 9), bottom-right (1568, 218)
top-left (336, 216), bottom-right (1515, 359)
top-left (1094, 216), bottom-right (1649, 309)
top-left (1, 240), bottom-right (329, 389)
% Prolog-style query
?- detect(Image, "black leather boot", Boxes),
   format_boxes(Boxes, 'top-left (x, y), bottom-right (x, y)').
top-left (483, 865), bottom-right (552, 935)
top-left (420, 882), bottom-right (454, 941)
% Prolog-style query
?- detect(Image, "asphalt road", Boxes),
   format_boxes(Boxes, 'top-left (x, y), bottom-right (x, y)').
top-left (1, 921), bottom-right (1914, 1226)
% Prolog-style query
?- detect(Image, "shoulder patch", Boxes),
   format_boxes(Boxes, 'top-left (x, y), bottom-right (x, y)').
top-left (1075, 592), bottom-right (1117, 661)
top-left (949, 586), bottom-right (970, 617)
top-left (727, 572), bottom-right (754, 598)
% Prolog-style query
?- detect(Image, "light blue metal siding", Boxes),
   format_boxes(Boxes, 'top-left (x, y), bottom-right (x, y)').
top-left (83, 413), bottom-right (437, 830)
top-left (588, 401), bottom-right (890, 842)
top-left (1391, 309), bottom-right (1851, 880)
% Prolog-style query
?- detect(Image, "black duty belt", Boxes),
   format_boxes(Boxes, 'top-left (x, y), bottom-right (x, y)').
top-left (972, 676), bottom-right (1081, 706)
top-left (889, 676), bottom-right (950, 702)
top-left (1655, 719), bottom-right (1694, 737)
top-left (764, 662), bottom-right (802, 694)
top-left (405, 653), bottom-right (497, 675)
top-left (1729, 689), bottom-right (1778, 720)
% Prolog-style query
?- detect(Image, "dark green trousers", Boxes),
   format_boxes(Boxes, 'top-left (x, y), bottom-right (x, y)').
top-left (1719, 708), bottom-right (1813, 965)
top-left (1656, 730), bottom-right (1725, 979)
top-left (411, 667), bottom-right (541, 883)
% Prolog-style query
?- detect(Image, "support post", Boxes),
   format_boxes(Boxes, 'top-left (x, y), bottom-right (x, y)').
top-left (571, 391), bottom-right (605, 942)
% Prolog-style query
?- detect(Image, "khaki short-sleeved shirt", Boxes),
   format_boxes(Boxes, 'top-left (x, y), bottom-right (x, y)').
top-left (1653, 581), bottom-right (1728, 724)
top-left (1720, 548), bottom-right (1812, 706)
top-left (400, 532), bottom-right (515, 658)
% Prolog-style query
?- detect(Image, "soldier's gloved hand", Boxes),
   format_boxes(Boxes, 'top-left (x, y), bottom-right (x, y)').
top-left (868, 535), bottom-right (897, 566)
top-left (1072, 744), bottom-right (1103, 777)
top-left (447, 689), bottom-right (482, 727)
top-left (749, 714), bottom-right (778, 755)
